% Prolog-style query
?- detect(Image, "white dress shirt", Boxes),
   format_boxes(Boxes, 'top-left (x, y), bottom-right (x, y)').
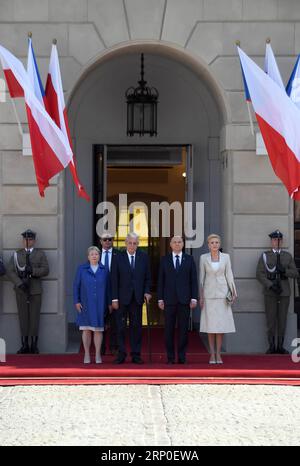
top-left (101, 248), bottom-right (113, 271)
top-left (172, 251), bottom-right (182, 269)
top-left (127, 250), bottom-right (136, 267)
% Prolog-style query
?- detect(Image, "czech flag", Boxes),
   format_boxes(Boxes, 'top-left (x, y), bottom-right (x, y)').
top-left (286, 55), bottom-right (300, 109)
top-left (0, 44), bottom-right (73, 196)
top-left (45, 42), bottom-right (90, 201)
top-left (238, 46), bottom-right (300, 200)
top-left (27, 37), bottom-right (48, 110)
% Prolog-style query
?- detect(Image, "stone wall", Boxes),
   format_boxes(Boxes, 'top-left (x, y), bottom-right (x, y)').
top-left (0, 0), bottom-right (298, 352)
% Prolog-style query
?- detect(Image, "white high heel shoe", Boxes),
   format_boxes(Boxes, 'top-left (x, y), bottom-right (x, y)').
top-left (84, 354), bottom-right (91, 364)
top-left (209, 354), bottom-right (216, 364)
top-left (95, 355), bottom-right (102, 364)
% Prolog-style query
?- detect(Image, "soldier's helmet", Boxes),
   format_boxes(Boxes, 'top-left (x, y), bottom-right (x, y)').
top-left (21, 229), bottom-right (36, 240)
top-left (269, 230), bottom-right (283, 239)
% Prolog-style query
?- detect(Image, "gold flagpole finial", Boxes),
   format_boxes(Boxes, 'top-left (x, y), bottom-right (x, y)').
top-left (235, 40), bottom-right (240, 47)
top-left (28, 32), bottom-right (32, 38)
top-left (266, 37), bottom-right (271, 43)
top-left (52, 38), bottom-right (57, 45)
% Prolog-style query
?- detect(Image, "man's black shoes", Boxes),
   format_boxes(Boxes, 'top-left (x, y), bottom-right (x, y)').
top-left (132, 356), bottom-right (143, 364)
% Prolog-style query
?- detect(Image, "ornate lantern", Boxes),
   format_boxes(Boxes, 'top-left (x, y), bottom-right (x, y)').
top-left (126, 54), bottom-right (159, 137)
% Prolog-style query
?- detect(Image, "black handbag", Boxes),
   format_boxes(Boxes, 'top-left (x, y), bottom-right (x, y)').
top-left (226, 288), bottom-right (234, 304)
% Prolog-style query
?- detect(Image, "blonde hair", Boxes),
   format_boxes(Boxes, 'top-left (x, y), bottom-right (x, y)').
top-left (87, 246), bottom-right (100, 255)
top-left (207, 233), bottom-right (221, 244)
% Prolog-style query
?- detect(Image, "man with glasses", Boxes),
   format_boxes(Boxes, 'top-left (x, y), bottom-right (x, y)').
top-left (99, 233), bottom-right (119, 355)
top-left (111, 232), bottom-right (151, 364)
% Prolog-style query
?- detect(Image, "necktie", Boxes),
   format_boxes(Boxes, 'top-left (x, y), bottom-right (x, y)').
top-left (104, 250), bottom-right (109, 271)
top-left (130, 255), bottom-right (135, 270)
top-left (175, 255), bottom-right (180, 271)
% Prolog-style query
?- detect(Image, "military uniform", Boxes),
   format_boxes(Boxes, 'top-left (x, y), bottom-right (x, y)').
top-left (6, 230), bottom-right (49, 354)
top-left (0, 257), bottom-right (5, 276)
top-left (256, 230), bottom-right (299, 354)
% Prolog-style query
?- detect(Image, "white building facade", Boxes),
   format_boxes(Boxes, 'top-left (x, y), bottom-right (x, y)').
top-left (0, 0), bottom-right (298, 353)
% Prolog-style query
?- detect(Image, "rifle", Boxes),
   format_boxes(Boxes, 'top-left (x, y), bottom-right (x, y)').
top-left (274, 245), bottom-right (283, 295)
top-left (145, 298), bottom-right (152, 363)
top-left (24, 237), bottom-right (31, 305)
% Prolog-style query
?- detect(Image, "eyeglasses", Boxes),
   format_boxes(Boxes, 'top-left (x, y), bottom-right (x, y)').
top-left (102, 238), bottom-right (113, 242)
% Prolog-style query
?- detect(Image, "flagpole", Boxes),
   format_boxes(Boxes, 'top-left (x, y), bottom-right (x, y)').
top-left (246, 101), bottom-right (254, 135)
top-left (10, 96), bottom-right (23, 137)
top-left (236, 39), bottom-right (255, 136)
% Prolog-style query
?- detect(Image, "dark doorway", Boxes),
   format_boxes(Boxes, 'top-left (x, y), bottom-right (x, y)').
top-left (94, 145), bottom-right (190, 326)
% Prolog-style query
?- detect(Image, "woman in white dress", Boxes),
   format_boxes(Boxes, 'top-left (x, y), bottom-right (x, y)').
top-left (199, 234), bottom-right (237, 364)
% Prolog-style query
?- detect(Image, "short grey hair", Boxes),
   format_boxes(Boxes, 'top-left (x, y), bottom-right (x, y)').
top-left (87, 246), bottom-right (100, 255)
top-left (125, 232), bottom-right (139, 241)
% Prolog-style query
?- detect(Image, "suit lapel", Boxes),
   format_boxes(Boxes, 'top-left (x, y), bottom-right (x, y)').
top-left (134, 250), bottom-right (142, 273)
top-left (180, 253), bottom-right (187, 271)
top-left (123, 251), bottom-right (132, 273)
top-left (168, 254), bottom-right (175, 273)
top-left (169, 253), bottom-right (185, 273)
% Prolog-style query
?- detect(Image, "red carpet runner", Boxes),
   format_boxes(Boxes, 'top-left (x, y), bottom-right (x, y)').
top-left (1, 330), bottom-right (300, 386)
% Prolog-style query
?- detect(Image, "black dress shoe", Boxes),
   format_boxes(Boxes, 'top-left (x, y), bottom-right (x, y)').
top-left (114, 357), bottom-right (125, 364)
top-left (178, 359), bottom-right (186, 364)
top-left (17, 336), bottom-right (30, 354)
top-left (132, 356), bottom-right (143, 364)
top-left (167, 360), bottom-right (175, 365)
top-left (30, 336), bottom-right (39, 354)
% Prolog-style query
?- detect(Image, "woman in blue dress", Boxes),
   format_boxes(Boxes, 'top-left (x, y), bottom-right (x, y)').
top-left (73, 246), bottom-right (111, 364)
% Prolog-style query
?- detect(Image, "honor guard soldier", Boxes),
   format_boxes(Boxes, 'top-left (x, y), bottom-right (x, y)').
top-left (256, 230), bottom-right (299, 354)
top-left (7, 229), bottom-right (49, 354)
top-left (0, 256), bottom-right (5, 276)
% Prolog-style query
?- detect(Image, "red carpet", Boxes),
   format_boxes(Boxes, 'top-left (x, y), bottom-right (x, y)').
top-left (1, 330), bottom-right (300, 386)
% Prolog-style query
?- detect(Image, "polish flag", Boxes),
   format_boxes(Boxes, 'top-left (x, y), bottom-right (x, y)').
top-left (0, 44), bottom-right (73, 196)
top-left (238, 46), bottom-right (300, 200)
top-left (45, 43), bottom-right (90, 201)
top-left (264, 42), bottom-right (285, 90)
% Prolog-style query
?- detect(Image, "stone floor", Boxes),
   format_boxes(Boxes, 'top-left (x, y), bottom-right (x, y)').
top-left (1, 384), bottom-right (300, 446)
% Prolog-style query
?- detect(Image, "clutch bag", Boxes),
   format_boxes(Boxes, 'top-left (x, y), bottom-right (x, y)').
top-left (226, 289), bottom-right (234, 304)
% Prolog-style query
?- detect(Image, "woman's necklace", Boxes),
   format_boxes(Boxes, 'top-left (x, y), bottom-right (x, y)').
top-left (211, 252), bottom-right (219, 262)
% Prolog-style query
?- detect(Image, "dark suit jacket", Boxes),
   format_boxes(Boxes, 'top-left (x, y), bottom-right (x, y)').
top-left (111, 249), bottom-right (151, 305)
top-left (0, 258), bottom-right (5, 276)
top-left (157, 253), bottom-right (198, 305)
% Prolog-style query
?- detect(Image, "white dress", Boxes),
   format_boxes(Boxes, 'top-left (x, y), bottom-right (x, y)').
top-left (199, 253), bottom-right (236, 334)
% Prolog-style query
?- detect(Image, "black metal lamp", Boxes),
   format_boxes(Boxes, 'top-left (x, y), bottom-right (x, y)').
top-left (126, 53), bottom-right (159, 137)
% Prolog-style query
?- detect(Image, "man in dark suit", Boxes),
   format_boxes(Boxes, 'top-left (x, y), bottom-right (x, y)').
top-left (99, 232), bottom-right (119, 355)
top-left (158, 236), bottom-right (198, 364)
top-left (111, 232), bottom-right (151, 364)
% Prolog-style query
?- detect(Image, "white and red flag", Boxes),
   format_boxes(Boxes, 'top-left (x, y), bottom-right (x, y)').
top-left (264, 42), bottom-right (285, 90)
top-left (238, 46), bottom-right (300, 200)
top-left (0, 44), bottom-right (73, 196)
top-left (45, 42), bottom-right (90, 201)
